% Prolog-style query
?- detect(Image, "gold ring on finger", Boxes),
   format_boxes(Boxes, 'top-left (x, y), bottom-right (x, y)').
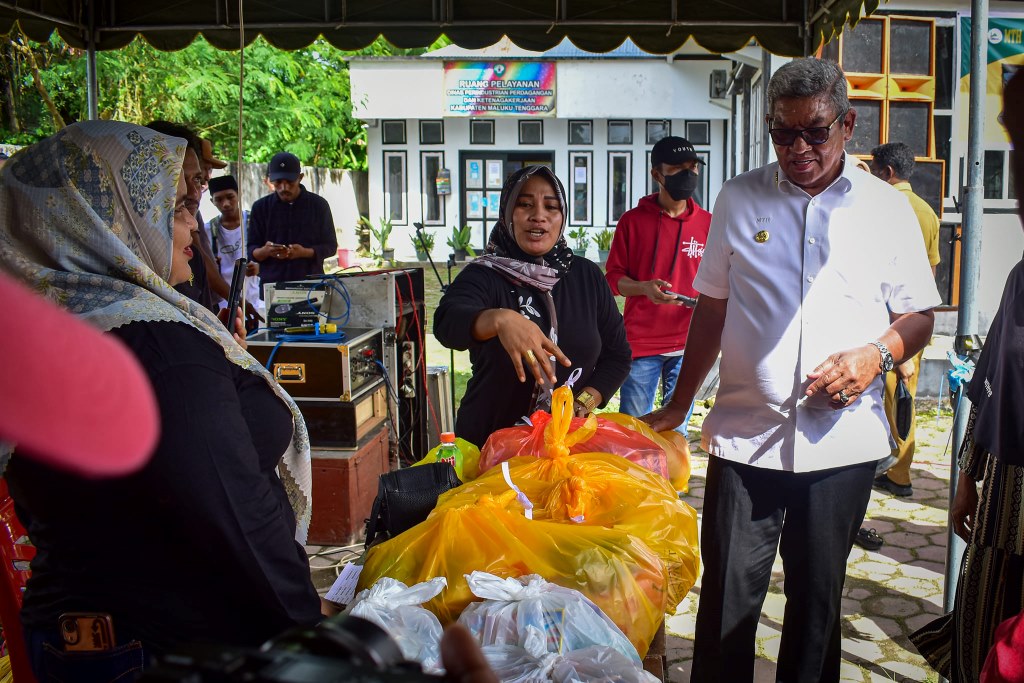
top-left (525, 350), bottom-right (536, 363)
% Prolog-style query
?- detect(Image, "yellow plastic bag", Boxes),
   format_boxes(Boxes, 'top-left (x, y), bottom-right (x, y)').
top-left (411, 437), bottom-right (481, 481)
top-left (435, 452), bottom-right (699, 611)
top-left (598, 412), bottom-right (692, 493)
top-left (357, 491), bottom-right (667, 656)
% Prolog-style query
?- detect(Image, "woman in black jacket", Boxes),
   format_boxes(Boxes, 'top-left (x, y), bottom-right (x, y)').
top-left (434, 165), bottom-right (631, 449)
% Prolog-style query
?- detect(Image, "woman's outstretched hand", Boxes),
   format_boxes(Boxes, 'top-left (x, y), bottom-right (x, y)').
top-left (488, 309), bottom-right (571, 385)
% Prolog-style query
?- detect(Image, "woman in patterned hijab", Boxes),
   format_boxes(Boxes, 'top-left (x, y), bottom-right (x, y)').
top-left (0, 121), bottom-right (322, 676)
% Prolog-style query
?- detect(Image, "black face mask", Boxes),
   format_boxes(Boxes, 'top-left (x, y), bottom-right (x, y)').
top-left (660, 169), bottom-right (699, 201)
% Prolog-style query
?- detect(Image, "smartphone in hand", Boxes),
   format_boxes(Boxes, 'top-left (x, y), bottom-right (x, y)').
top-left (662, 290), bottom-right (698, 307)
top-left (224, 257), bottom-right (247, 329)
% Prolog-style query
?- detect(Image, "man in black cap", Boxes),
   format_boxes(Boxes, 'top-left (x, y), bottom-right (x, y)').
top-left (247, 152), bottom-right (337, 289)
top-left (604, 135), bottom-right (712, 432)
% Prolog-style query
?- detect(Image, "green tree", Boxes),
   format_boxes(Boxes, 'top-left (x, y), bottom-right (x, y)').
top-left (0, 32), bottom-right (448, 169)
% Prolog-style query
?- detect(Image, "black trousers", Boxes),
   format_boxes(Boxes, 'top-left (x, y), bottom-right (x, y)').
top-left (691, 457), bottom-right (876, 683)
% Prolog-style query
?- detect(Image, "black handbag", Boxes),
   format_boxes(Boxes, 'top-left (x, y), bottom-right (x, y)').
top-left (364, 462), bottom-right (461, 548)
top-left (895, 377), bottom-right (913, 441)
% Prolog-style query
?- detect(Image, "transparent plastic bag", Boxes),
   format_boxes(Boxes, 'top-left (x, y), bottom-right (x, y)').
top-left (358, 493), bottom-right (666, 656)
top-left (457, 572), bottom-right (640, 664)
top-left (346, 576), bottom-right (447, 672)
top-left (481, 645), bottom-right (659, 683)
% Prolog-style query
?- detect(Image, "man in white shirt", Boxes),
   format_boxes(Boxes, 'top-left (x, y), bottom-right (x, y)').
top-left (646, 58), bottom-right (940, 682)
top-left (206, 175), bottom-right (264, 323)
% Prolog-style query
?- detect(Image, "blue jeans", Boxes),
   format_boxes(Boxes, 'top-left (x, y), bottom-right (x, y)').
top-left (618, 354), bottom-right (694, 433)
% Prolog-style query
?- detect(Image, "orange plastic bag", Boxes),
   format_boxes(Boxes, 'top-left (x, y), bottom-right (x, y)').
top-left (435, 451), bottom-right (699, 611)
top-left (600, 412), bottom-right (693, 493)
top-left (357, 491), bottom-right (667, 656)
top-left (479, 389), bottom-right (671, 480)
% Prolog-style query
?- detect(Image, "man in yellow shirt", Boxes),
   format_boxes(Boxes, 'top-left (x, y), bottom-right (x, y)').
top-left (870, 142), bottom-right (941, 497)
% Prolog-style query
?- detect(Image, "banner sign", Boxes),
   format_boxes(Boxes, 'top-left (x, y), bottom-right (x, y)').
top-left (444, 62), bottom-right (556, 117)
top-left (960, 16), bottom-right (1024, 144)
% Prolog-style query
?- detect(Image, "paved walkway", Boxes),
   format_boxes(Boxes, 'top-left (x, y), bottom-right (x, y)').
top-left (665, 406), bottom-right (955, 683)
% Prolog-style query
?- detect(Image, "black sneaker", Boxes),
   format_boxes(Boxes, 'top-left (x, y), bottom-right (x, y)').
top-left (873, 474), bottom-right (913, 497)
top-left (855, 527), bottom-right (884, 551)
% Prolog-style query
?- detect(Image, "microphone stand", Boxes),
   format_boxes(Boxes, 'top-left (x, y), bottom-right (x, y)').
top-left (413, 222), bottom-right (459, 421)
top-left (413, 222), bottom-right (447, 294)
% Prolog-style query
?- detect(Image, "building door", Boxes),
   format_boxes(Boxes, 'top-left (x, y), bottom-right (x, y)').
top-left (460, 151), bottom-right (553, 252)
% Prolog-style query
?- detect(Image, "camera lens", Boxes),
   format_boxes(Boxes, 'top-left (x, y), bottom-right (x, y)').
top-left (270, 615), bottom-right (405, 671)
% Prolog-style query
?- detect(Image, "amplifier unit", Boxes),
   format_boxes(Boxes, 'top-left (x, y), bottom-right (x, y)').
top-left (247, 327), bottom-right (385, 402)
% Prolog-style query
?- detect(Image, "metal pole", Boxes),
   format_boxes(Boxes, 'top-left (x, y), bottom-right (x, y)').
top-left (943, 0), bottom-right (988, 617)
top-left (86, 0), bottom-right (98, 120)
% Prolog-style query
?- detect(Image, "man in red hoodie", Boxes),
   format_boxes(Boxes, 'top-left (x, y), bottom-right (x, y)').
top-left (605, 136), bottom-right (713, 430)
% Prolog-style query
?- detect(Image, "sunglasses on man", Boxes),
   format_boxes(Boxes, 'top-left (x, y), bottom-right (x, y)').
top-left (767, 110), bottom-right (847, 146)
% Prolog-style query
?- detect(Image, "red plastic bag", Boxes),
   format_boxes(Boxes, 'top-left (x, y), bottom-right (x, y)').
top-left (478, 386), bottom-right (687, 487)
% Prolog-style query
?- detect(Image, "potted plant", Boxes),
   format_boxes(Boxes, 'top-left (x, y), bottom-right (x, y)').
top-left (355, 216), bottom-right (373, 257)
top-left (412, 229), bottom-right (435, 261)
top-left (447, 225), bottom-right (476, 261)
top-left (568, 226), bottom-right (589, 258)
top-left (592, 227), bottom-right (614, 263)
top-left (369, 217), bottom-right (394, 262)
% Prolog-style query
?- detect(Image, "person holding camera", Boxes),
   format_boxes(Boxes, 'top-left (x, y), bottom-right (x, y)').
top-left (0, 121), bottom-right (322, 680)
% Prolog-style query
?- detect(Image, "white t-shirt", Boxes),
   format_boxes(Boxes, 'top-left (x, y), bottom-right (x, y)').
top-left (692, 155), bottom-right (942, 472)
top-left (205, 212), bottom-right (264, 313)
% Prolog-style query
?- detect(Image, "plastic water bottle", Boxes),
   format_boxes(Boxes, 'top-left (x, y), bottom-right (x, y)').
top-left (435, 432), bottom-right (463, 476)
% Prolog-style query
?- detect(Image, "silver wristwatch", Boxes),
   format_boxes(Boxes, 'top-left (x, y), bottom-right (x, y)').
top-left (870, 341), bottom-right (894, 373)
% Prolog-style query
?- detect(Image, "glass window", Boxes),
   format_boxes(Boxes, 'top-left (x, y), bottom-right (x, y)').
top-left (608, 120), bottom-right (633, 145)
top-left (934, 24), bottom-right (955, 110)
top-left (934, 115), bottom-right (952, 197)
top-left (419, 120), bottom-right (444, 145)
top-left (983, 150), bottom-right (1004, 200)
top-left (421, 152), bottom-right (444, 225)
top-left (470, 120), bottom-right (495, 145)
top-left (568, 120), bottom-right (593, 145)
top-left (384, 151), bottom-right (406, 224)
top-left (519, 120), bottom-right (544, 145)
top-left (569, 152), bottom-right (591, 225)
top-left (382, 120), bottom-right (406, 145)
top-left (646, 120), bottom-right (670, 144)
top-left (686, 120), bottom-right (711, 145)
top-left (608, 152), bottom-right (631, 222)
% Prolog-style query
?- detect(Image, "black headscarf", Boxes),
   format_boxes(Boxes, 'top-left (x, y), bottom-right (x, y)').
top-left (473, 165), bottom-right (574, 291)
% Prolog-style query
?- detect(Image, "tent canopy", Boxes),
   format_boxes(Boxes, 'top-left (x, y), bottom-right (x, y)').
top-left (3, 0), bottom-right (877, 56)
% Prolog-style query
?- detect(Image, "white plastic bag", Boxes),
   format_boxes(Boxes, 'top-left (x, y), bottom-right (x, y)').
top-left (481, 644), bottom-right (659, 683)
top-left (457, 572), bottom-right (641, 664)
top-left (347, 576), bottom-right (447, 672)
